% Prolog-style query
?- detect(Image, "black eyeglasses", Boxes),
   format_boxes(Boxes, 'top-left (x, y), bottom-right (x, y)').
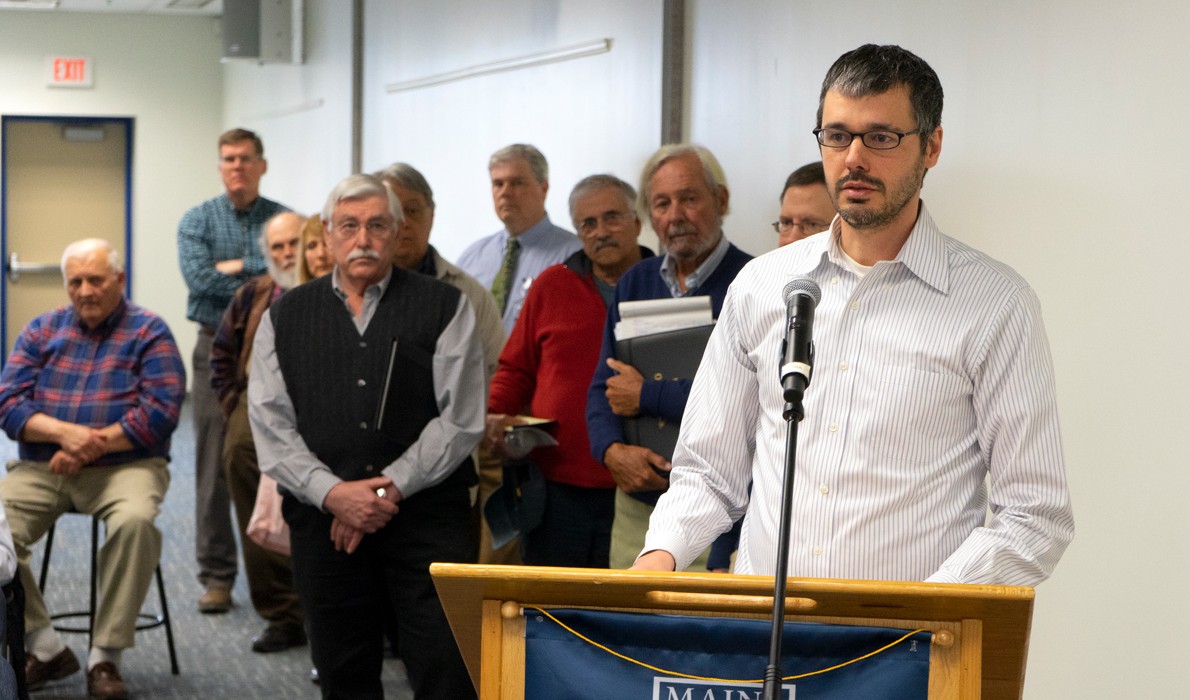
top-left (813, 127), bottom-right (921, 150)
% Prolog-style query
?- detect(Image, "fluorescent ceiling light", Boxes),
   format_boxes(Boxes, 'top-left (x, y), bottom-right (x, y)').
top-left (0, 0), bottom-right (60, 9)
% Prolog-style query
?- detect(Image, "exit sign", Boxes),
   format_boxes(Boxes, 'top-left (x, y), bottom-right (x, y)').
top-left (46, 56), bottom-right (93, 88)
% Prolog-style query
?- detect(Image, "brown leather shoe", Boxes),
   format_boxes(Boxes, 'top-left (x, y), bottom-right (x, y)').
top-left (198, 585), bottom-right (232, 613)
top-left (87, 661), bottom-right (129, 700)
top-left (25, 646), bottom-right (80, 690)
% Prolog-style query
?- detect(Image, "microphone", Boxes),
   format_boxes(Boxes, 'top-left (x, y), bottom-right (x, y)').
top-left (779, 277), bottom-right (821, 417)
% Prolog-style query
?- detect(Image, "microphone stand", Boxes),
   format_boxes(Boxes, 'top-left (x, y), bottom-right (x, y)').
top-left (761, 394), bottom-right (805, 700)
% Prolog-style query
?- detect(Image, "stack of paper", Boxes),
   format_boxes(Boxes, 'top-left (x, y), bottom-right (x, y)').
top-left (614, 296), bottom-right (713, 341)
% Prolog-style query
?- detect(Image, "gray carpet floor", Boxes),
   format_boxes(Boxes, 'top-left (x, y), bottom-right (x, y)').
top-left (1, 400), bottom-right (414, 699)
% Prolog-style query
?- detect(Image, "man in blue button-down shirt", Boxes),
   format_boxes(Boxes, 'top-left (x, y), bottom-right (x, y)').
top-left (456, 143), bottom-right (580, 336)
top-left (456, 144), bottom-right (580, 565)
top-left (177, 128), bottom-right (290, 614)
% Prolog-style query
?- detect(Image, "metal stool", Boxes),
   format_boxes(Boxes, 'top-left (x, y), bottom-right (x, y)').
top-left (37, 515), bottom-right (179, 675)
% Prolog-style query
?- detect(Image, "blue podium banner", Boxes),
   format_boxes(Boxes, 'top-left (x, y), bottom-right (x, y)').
top-left (523, 608), bottom-right (930, 699)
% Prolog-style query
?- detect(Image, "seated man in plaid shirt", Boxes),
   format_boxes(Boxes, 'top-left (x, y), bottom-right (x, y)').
top-left (0, 238), bottom-right (186, 700)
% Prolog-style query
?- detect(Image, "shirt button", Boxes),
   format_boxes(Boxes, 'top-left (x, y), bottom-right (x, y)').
top-left (359, 341), bottom-right (367, 348)
top-left (357, 379), bottom-right (366, 387)
top-left (364, 464), bottom-right (374, 472)
top-left (831, 276), bottom-right (840, 285)
top-left (819, 484), bottom-right (829, 494)
top-left (838, 362), bottom-right (848, 372)
top-left (828, 423), bottom-right (839, 432)
top-left (813, 546), bottom-right (822, 556)
top-left (850, 301), bottom-right (860, 311)
top-left (359, 421), bottom-right (368, 430)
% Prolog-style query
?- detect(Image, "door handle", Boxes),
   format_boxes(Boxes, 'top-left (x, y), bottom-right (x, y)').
top-left (7, 252), bottom-right (60, 283)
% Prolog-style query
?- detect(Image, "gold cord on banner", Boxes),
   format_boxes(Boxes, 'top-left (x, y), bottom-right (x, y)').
top-left (526, 606), bottom-right (926, 684)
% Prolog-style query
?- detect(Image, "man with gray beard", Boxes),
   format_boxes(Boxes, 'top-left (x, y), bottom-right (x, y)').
top-left (586, 145), bottom-right (752, 571)
top-left (209, 211), bottom-right (306, 653)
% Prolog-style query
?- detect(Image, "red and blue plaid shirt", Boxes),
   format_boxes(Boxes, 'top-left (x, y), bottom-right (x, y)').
top-left (0, 299), bottom-right (186, 466)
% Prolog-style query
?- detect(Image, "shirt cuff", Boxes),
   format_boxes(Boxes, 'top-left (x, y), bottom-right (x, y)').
top-left (639, 379), bottom-right (662, 416)
top-left (641, 530), bottom-right (691, 572)
top-left (308, 470), bottom-right (343, 512)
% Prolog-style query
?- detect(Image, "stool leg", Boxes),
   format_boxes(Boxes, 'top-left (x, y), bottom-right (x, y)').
top-left (155, 566), bottom-right (179, 675)
top-left (89, 517), bottom-right (98, 651)
top-left (37, 524), bottom-right (55, 591)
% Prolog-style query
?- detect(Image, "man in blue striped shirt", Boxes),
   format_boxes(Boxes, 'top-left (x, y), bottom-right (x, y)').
top-left (635, 44), bottom-right (1074, 587)
top-left (177, 128), bottom-right (290, 614)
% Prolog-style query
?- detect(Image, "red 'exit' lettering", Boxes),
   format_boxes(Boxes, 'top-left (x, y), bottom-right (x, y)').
top-left (53, 58), bottom-right (85, 82)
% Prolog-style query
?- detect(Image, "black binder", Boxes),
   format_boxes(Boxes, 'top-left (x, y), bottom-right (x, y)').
top-left (613, 323), bottom-right (714, 459)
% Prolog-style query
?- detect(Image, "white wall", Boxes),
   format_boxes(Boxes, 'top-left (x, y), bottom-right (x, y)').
top-left (2, 1), bottom-right (1184, 696)
top-left (221, 0), bottom-right (354, 216)
top-left (688, 1), bottom-right (1190, 697)
top-left (0, 11), bottom-right (224, 384)
top-left (361, 0), bottom-right (664, 261)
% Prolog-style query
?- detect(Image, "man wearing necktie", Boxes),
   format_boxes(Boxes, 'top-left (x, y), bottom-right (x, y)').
top-left (456, 143), bottom-right (580, 564)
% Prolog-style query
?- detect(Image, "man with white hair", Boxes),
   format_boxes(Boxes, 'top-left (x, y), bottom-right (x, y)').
top-left (586, 144), bottom-right (752, 571)
top-left (249, 174), bottom-right (484, 698)
top-left (210, 211), bottom-right (306, 654)
top-left (0, 238), bottom-right (185, 700)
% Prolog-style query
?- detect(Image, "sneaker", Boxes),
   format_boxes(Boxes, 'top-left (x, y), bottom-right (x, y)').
top-left (198, 586), bottom-right (232, 613)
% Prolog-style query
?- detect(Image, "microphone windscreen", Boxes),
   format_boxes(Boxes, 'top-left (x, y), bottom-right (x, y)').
top-left (782, 276), bottom-right (822, 307)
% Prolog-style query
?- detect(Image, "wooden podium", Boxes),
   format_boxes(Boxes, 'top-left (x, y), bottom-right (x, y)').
top-left (431, 563), bottom-right (1034, 699)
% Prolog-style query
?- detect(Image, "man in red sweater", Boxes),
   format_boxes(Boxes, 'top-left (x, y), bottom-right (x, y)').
top-left (485, 175), bottom-right (652, 567)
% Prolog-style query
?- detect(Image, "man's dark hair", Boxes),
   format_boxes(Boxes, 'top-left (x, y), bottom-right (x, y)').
top-left (780, 161), bottom-right (825, 201)
top-left (816, 44), bottom-right (943, 152)
top-left (218, 127), bottom-right (264, 157)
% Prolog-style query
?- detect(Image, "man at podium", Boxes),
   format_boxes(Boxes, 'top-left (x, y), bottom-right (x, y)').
top-left (632, 44), bottom-right (1074, 586)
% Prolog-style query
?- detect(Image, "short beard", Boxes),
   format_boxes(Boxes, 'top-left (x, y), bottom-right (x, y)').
top-left (833, 159), bottom-right (925, 230)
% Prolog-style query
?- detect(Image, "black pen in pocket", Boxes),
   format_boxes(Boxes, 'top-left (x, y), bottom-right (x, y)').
top-left (374, 337), bottom-right (399, 431)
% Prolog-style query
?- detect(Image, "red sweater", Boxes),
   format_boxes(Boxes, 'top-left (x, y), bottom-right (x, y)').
top-left (488, 256), bottom-right (615, 488)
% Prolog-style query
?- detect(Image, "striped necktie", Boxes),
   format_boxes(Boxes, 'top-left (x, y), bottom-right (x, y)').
top-left (490, 237), bottom-right (520, 313)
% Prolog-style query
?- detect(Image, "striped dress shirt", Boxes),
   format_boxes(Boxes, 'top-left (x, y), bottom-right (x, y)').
top-left (643, 204), bottom-right (1074, 585)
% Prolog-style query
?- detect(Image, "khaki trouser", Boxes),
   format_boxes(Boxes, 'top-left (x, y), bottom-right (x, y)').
top-left (0, 457), bottom-right (169, 649)
top-left (223, 393), bottom-right (303, 626)
top-left (609, 489), bottom-right (711, 571)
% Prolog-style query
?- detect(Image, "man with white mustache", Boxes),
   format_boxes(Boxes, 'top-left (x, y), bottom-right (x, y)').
top-left (209, 211), bottom-right (306, 654)
top-left (249, 174), bottom-right (483, 699)
top-left (586, 145), bottom-right (752, 572)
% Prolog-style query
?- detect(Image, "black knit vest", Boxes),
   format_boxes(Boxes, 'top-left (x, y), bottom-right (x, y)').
top-left (270, 268), bottom-right (461, 482)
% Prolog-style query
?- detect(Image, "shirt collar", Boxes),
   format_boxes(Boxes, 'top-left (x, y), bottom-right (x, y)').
top-left (75, 298), bottom-right (128, 335)
top-left (219, 191), bottom-right (261, 216)
top-left (659, 233), bottom-right (730, 297)
top-left (501, 215), bottom-right (555, 247)
top-left (822, 201), bottom-right (950, 294)
top-left (416, 246), bottom-right (439, 277)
